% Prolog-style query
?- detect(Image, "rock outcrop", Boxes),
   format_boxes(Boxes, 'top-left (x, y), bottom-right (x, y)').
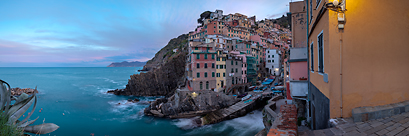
top-left (144, 90), bottom-right (240, 118)
top-left (108, 52), bottom-right (187, 96)
top-left (11, 87), bottom-right (38, 96)
top-left (107, 33), bottom-right (188, 96)
top-left (142, 34), bottom-right (188, 71)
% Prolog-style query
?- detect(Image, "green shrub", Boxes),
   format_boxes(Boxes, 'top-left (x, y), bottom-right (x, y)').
top-left (0, 113), bottom-right (23, 136)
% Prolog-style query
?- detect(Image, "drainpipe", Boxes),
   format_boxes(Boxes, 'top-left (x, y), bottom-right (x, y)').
top-left (340, 31), bottom-right (343, 118)
top-left (306, 0), bottom-right (311, 125)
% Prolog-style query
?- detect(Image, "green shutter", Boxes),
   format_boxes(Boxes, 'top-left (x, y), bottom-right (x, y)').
top-left (205, 72), bottom-right (208, 77)
top-left (205, 54), bottom-right (208, 59)
top-left (197, 73), bottom-right (200, 77)
top-left (197, 54), bottom-right (200, 59)
top-left (212, 54), bottom-right (214, 59)
top-left (212, 72), bottom-right (215, 77)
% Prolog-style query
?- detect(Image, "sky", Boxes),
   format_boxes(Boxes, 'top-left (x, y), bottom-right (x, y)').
top-left (0, 0), bottom-right (298, 67)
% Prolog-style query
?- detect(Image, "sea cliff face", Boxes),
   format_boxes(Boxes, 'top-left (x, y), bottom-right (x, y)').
top-left (108, 34), bottom-right (188, 96)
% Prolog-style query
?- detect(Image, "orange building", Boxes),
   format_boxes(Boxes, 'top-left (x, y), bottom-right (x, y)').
top-left (306, 0), bottom-right (409, 130)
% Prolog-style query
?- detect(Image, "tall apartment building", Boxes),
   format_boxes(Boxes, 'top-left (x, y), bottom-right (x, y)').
top-left (305, 0), bottom-right (409, 129)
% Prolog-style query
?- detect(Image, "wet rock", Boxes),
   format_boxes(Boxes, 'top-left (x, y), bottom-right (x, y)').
top-left (144, 90), bottom-right (240, 118)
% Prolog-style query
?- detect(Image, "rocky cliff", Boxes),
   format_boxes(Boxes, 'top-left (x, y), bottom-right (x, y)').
top-left (107, 33), bottom-right (188, 96)
top-left (141, 34), bottom-right (188, 71)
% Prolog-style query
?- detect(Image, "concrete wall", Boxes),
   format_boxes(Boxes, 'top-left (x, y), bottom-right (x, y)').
top-left (290, 1), bottom-right (307, 48)
top-left (308, 0), bottom-right (409, 119)
top-left (310, 82), bottom-right (330, 130)
top-left (289, 47), bottom-right (307, 60)
top-left (289, 61), bottom-right (308, 80)
top-left (290, 81), bottom-right (308, 97)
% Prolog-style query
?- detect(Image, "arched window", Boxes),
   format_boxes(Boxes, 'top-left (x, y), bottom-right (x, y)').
top-left (200, 82), bottom-right (203, 90)
top-left (206, 81), bottom-right (209, 89)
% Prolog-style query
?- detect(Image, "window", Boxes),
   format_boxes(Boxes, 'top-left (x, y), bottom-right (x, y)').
top-left (235, 68), bottom-right (238, 73)
top-left (268, 55), bottom-right (270, 58)
top-left (212, 72), bottom-right (215, 77)
top-left (310, 0), bottom-right (313, 23)
top-left (268, 60), bottom-right (271, 63)
top-left (216, 65), bottom-right (219, 69)
top-left (212, 54), bottom-right (215, 59)
top-left (204, 54), bottom-right (208, 59)
top-left (195, 47), bottom-right (198, 50)
top-left (196, 54), bottom-right (200, 59)
top-left (272, 60), bottom-right (274, 63)
top-left (223, 73), bottom-right (225, 77)
top-left (272, 55), bottom-right (274, 58)
top-left (200, 82), bottom-right (203, 89)
top-left (212, 63), bottom-right (215, 68)
top-left (197, 63), bottom-right (200, 68)
top-left (217, 73), bottom-right (220, 77)
top-left (231, 60), bottom-right (233, 65)
top-left (204, 72), bottom-right (208, 77)
top-left (220, 65), bottom-right (223, 69)
top-left (206, 81), bottom-right (209, 89)
top-left (197, 73), bottom-right (200, 78)
top-left (311, 42), bottom-right (314, 71)
top-left (231, 68), bottom-right (234, 73)
top-left (204, 63), bottom-right (208, 68)
top-left (318, 31), bottom-right (324, 73)
top-left (236, 61), bottom-right (238, 65)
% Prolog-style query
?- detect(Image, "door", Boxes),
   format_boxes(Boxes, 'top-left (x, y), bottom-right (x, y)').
top-left (221, 81), bottom-right (224, 87)
top-left (312, 104), bottom-right (316, 130)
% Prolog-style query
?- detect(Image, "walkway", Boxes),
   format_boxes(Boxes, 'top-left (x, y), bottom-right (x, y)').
top-left (299, 112), bottom-right (409, 136)
top-left (200, 93), bottom-right (261, 125)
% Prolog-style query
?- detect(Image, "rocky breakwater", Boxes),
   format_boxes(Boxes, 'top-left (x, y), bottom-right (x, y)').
top-left (107, 52), bottom-right (186, 96)
top-left (11, 87), bottom-right (38, 96)
top-left (144, 90), bottom-right (240, 119)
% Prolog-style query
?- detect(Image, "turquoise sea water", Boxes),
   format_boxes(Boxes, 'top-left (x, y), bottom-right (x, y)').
top-left (0, 67), bottom-right (264, 136)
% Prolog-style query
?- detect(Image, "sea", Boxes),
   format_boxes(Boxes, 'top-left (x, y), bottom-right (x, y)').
top-left (0, 67), bottom-right (264, 136)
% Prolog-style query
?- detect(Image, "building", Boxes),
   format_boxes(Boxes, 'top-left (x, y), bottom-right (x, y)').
top-left (287, 1), bottom-right (308, 117)
top-left (210, 9), bottom-right (223, 20)
top-left (266, 49), bottom-right (281, 76)
top-left (306, 0), bottom-right (409, 130)
top-left (215, 50), bottom-right (227, 91)
top-left (225, 53), bottom-right (244, 94)
top-left (186, 42), bottom-right (217, 91)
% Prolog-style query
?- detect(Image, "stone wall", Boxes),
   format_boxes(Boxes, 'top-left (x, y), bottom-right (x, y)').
top-left (267, 104), bottom-right (298, 136)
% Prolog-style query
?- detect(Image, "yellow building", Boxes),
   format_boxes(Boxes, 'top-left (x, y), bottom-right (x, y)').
top-left (306, 0), bottom-right (409, 129)
top-left (215, 50), bottom-right (227, 91)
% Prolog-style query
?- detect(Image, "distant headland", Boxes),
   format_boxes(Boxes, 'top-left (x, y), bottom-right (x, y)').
top-left (107, 61), bottom-right (146, 67)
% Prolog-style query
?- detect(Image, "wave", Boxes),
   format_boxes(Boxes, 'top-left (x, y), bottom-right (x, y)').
top-left (107, 99), bottom-right (151, 122)
top-left (178, 110), bottom-right (265, 136)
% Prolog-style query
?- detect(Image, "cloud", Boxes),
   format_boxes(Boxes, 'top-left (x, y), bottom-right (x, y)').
top-left (0, 0), bottom-right (294, 67)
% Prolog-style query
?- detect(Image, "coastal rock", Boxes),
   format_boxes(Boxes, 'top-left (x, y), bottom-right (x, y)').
top-left (144, 90), bottom-right (240, 118)
top-left (10, 87), bottom-right (38, 96)
top-left (126, 98), bottom-right (140, 103)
